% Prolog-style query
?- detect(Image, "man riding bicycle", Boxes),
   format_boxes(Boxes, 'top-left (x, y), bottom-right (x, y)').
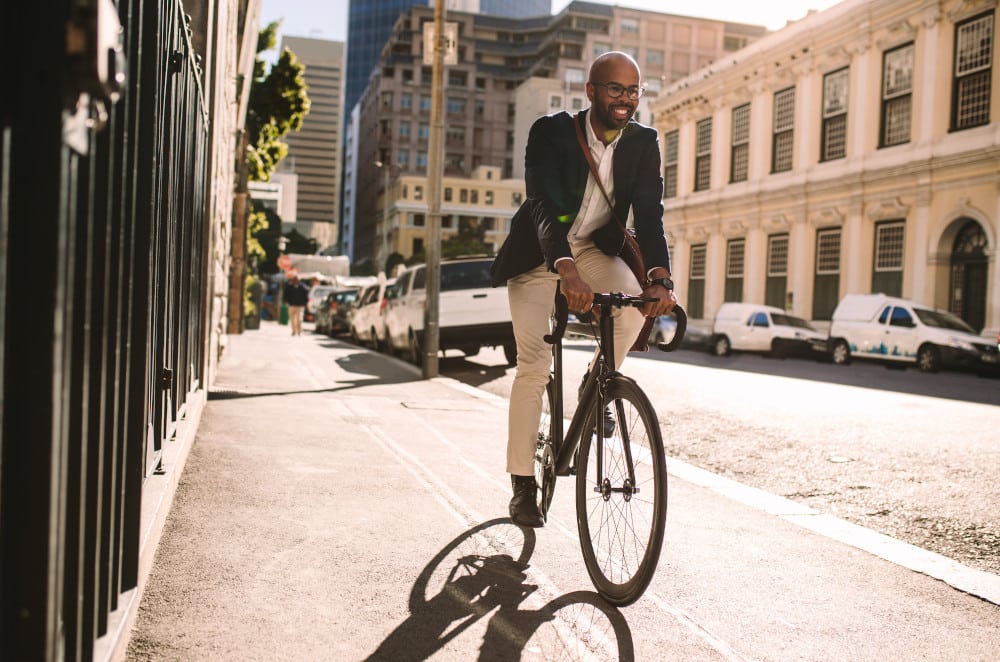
top-left (490, 51), bottom-right (676, 527)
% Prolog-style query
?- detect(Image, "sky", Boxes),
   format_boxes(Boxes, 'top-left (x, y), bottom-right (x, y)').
top-left (259, 0), bottom-right (845, 47)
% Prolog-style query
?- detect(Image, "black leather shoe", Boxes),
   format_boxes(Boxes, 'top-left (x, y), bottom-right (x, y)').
top-left (579, 371), bottom-right (615, 437)
top-left (509, 475), bottom-right (544, 527)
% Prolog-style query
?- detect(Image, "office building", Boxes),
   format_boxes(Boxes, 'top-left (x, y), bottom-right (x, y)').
top-left (280, 37), bottom-right (345, 250)
top-left (649, 0), bottom-right (997, 337)
top-left (345, 0), bottom-right (551, 127)
top-left (347, 0), bottom-right (767, 263)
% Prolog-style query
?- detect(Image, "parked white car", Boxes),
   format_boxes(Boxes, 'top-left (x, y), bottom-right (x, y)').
top-left (385, 257), bottom-right (516, 365)
top-left (350, 278), bottom-right (395, 350)
top-left (827, 293), bottom-right (999, 373)
top-left (711, 302), bottom-right (827, 358)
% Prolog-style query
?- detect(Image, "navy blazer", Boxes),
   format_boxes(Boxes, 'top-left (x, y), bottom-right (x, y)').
top-left (491, 109), bottom-right (670, 286)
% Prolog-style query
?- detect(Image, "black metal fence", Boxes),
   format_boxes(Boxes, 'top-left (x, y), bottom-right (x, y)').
top-left (1, 1), bottom-right (218, 658)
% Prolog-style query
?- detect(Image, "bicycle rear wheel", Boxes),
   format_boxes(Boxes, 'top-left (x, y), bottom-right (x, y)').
top-left (575, 375), bottom-right (667, 606)
top-left (534, 377), bottom-right (557, 522)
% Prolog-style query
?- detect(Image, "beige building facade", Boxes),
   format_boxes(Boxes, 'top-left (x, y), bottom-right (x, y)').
top-left (384, 166), bottom-right (524, 259)
top-left (650, 0), bottom-right (998, 337)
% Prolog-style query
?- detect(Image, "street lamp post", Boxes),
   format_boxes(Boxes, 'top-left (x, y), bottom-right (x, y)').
top-left (373, 160), bottom-right (394, 275)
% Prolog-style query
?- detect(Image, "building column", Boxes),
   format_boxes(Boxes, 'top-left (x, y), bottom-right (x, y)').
top-left (748, 83), bottom-right (769, 180)
top-left (842, 201), bottom-right (865, 294)
top-left (789, 216), bottom-right (809, 317)
top-left (915, 7), bottom-right (942, 145)
top-left (706, 226), bottom-right (727, 314)
top-left (911, 185), bottom-right (932, 304)
top-left (744, 221), bottom-right (765, 303)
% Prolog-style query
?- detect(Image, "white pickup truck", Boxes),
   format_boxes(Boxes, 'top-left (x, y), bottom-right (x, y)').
top-left (384, 256), bottom-right (517, 365)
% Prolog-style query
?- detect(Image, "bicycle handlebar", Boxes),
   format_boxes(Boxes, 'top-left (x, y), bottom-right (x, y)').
top-left (544, 286), bottom-right (687, 353)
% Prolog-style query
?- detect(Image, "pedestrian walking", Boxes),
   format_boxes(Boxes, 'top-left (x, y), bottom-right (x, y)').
top-left (284, 275), bottom-right (309, 336)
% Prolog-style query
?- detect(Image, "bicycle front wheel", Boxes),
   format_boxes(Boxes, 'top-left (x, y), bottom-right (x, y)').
top-left (575, 375), bottom-right (667, 606)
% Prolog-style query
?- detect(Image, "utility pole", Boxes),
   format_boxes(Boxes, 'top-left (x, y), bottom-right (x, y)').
top-left (423, 0), bottom-right (446, 379)
top-left (373, 160), bottom-right (392, 274)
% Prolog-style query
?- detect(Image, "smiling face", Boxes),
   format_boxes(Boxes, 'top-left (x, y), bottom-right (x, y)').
top-left (586, 52), bottom-right (641, 144)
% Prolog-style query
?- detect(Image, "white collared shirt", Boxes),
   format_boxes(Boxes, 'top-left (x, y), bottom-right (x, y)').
top-left (568, 115), bottom-right (622, 248)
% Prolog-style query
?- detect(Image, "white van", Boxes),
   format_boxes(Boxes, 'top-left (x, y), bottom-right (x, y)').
top-left (827, 294), bottom-right (998, 373)
top-left (710, 302), bottom-right (827, 358)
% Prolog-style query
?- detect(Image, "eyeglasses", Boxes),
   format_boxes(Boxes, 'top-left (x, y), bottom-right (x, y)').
top-left (591, 81), bottom-right (644, 100)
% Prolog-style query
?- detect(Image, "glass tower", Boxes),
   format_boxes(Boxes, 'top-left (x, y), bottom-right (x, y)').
top-left (345, 0), bottom-right (553, 118)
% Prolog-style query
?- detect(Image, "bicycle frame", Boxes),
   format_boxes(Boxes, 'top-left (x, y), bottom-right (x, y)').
top-left (544, 286), bottom-right (686, 478)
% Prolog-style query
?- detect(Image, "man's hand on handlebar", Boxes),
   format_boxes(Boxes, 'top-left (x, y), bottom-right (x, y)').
top-left (640, 281), bottom-right (677, 318)
top-left (556, 261), bottom-right (594, 313)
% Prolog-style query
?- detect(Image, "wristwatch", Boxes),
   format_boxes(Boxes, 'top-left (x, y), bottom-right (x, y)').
top-left (649, 277), bottom-right (674, 291)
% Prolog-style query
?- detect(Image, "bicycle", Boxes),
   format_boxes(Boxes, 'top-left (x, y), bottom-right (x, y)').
top-left (534, 283), bottom-right (687, 606)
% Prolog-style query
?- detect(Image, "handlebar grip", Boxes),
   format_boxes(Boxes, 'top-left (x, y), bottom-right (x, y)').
top-left (656, 304), bottom-right (687, 352)
top-left (544, 283), bottom-right (569, 344)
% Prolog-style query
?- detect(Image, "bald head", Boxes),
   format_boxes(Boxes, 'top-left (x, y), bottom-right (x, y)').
top-left (589, 51), bottom-right (640, 84)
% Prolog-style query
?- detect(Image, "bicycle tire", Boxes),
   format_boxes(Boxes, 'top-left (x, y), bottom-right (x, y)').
top-left (575, 375), bottom-right (667, 606)
top-left (534, 377), bottom-right (557, 522)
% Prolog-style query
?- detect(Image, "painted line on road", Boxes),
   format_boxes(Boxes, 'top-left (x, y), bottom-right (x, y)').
top-left (434, 376), bottom-right (1000, 607)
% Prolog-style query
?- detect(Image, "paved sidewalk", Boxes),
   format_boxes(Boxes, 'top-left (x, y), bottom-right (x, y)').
top-left (125, 322), bottom-right (1000, 661)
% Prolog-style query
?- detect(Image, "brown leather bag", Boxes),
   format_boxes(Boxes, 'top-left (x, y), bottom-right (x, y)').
top-left (573, 114), bottom-right (654, 352)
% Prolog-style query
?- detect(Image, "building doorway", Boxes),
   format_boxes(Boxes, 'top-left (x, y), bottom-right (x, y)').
top-left (948, 219), bottom-right (988, 332)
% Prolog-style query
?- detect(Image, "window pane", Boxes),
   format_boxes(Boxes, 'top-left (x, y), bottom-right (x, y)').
top-left (767, 235), bottom-right (788, 277)
top-left (823, 115), bottom-right (847, 160)
top-left (955, 70), bottom-right (991, 128)
top-left (774, 87), bottom-right (795, 131)
top-left (823, 68), bottom-right (849, 117)
top-left (732, 104), bottom-right (750, 144)
top-left (731, 143), bottom-right (748, 182)
top-left (816, 229), bottom-right (841, 274)
top-left (883, 44), bottom-right (914, 98)
top-left (664, 130), bottom-right (679, 163)
top-left (727, 239), bottom-right (745, 277)
top-left (883, 96), bottom-right (911, 145)
top-left (690, 245), bottom-right (706, 279)
top-left (956, 14), bottom-right (993, 75)
top-left (664, 165), bottom-right (678, 198)
top-left (875, 222), bottom-right (905, 271)
top-left (773, 131), bottom-right (794, 172)
top-left (696, 118), bottom-right (712, 154)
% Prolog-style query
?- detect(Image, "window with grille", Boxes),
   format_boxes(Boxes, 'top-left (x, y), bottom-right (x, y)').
top-left (821, 68), bottom-right (848, 161)
top-left (881, 43), bottom-right (913, 146)
top-left (772, 87), bottom-right (795, 172)
top-left (621, 18), bottom-right (639, 33)
top-left (730, 104), bottom-right (750, 182)
top-left (663, 130), bottom-right (679, 198)
top-left (687, 244), bottom-right (706, 318)
top-left (727, 239), bottom-right (745, 277)
top-left (875, 221), bottom-right (905, 271)
top-left (690, 244), bottom-right (706, 279)
top-left (767, 235), bottom-right (788, 277)
top-left (952, 12), bottom-right (993, 130)
top-left (694, 118), bottom-right (712, 191)
top-left (816, 229), bottom-right (841, 274)
top-left (873, 220), bottom-right (904, 296)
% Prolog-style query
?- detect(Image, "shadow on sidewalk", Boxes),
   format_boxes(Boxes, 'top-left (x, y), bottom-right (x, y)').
top-left (366, 519), bottom-right (635, 661)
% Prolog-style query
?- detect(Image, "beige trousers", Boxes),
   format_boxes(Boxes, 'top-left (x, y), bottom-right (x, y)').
top-left (288, 305), bottom-right (305, 335)
top-left (506, 243), bottom-right (644, 475)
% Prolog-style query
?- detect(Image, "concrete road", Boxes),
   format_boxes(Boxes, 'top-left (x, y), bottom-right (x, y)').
top-left (127, 324), bottom-right (1000, 661)
top-left (451, 341), bottom-right (1000, 578)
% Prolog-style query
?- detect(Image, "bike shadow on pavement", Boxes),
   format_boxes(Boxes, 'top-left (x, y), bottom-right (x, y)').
top-left (366, 518), bottom-right (635, 661)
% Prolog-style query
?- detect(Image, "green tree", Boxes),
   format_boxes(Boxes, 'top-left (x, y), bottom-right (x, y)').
top-left (441, 217), bottom-right (492, 258)
top-left (246, 22), bottom-right (310, 183)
